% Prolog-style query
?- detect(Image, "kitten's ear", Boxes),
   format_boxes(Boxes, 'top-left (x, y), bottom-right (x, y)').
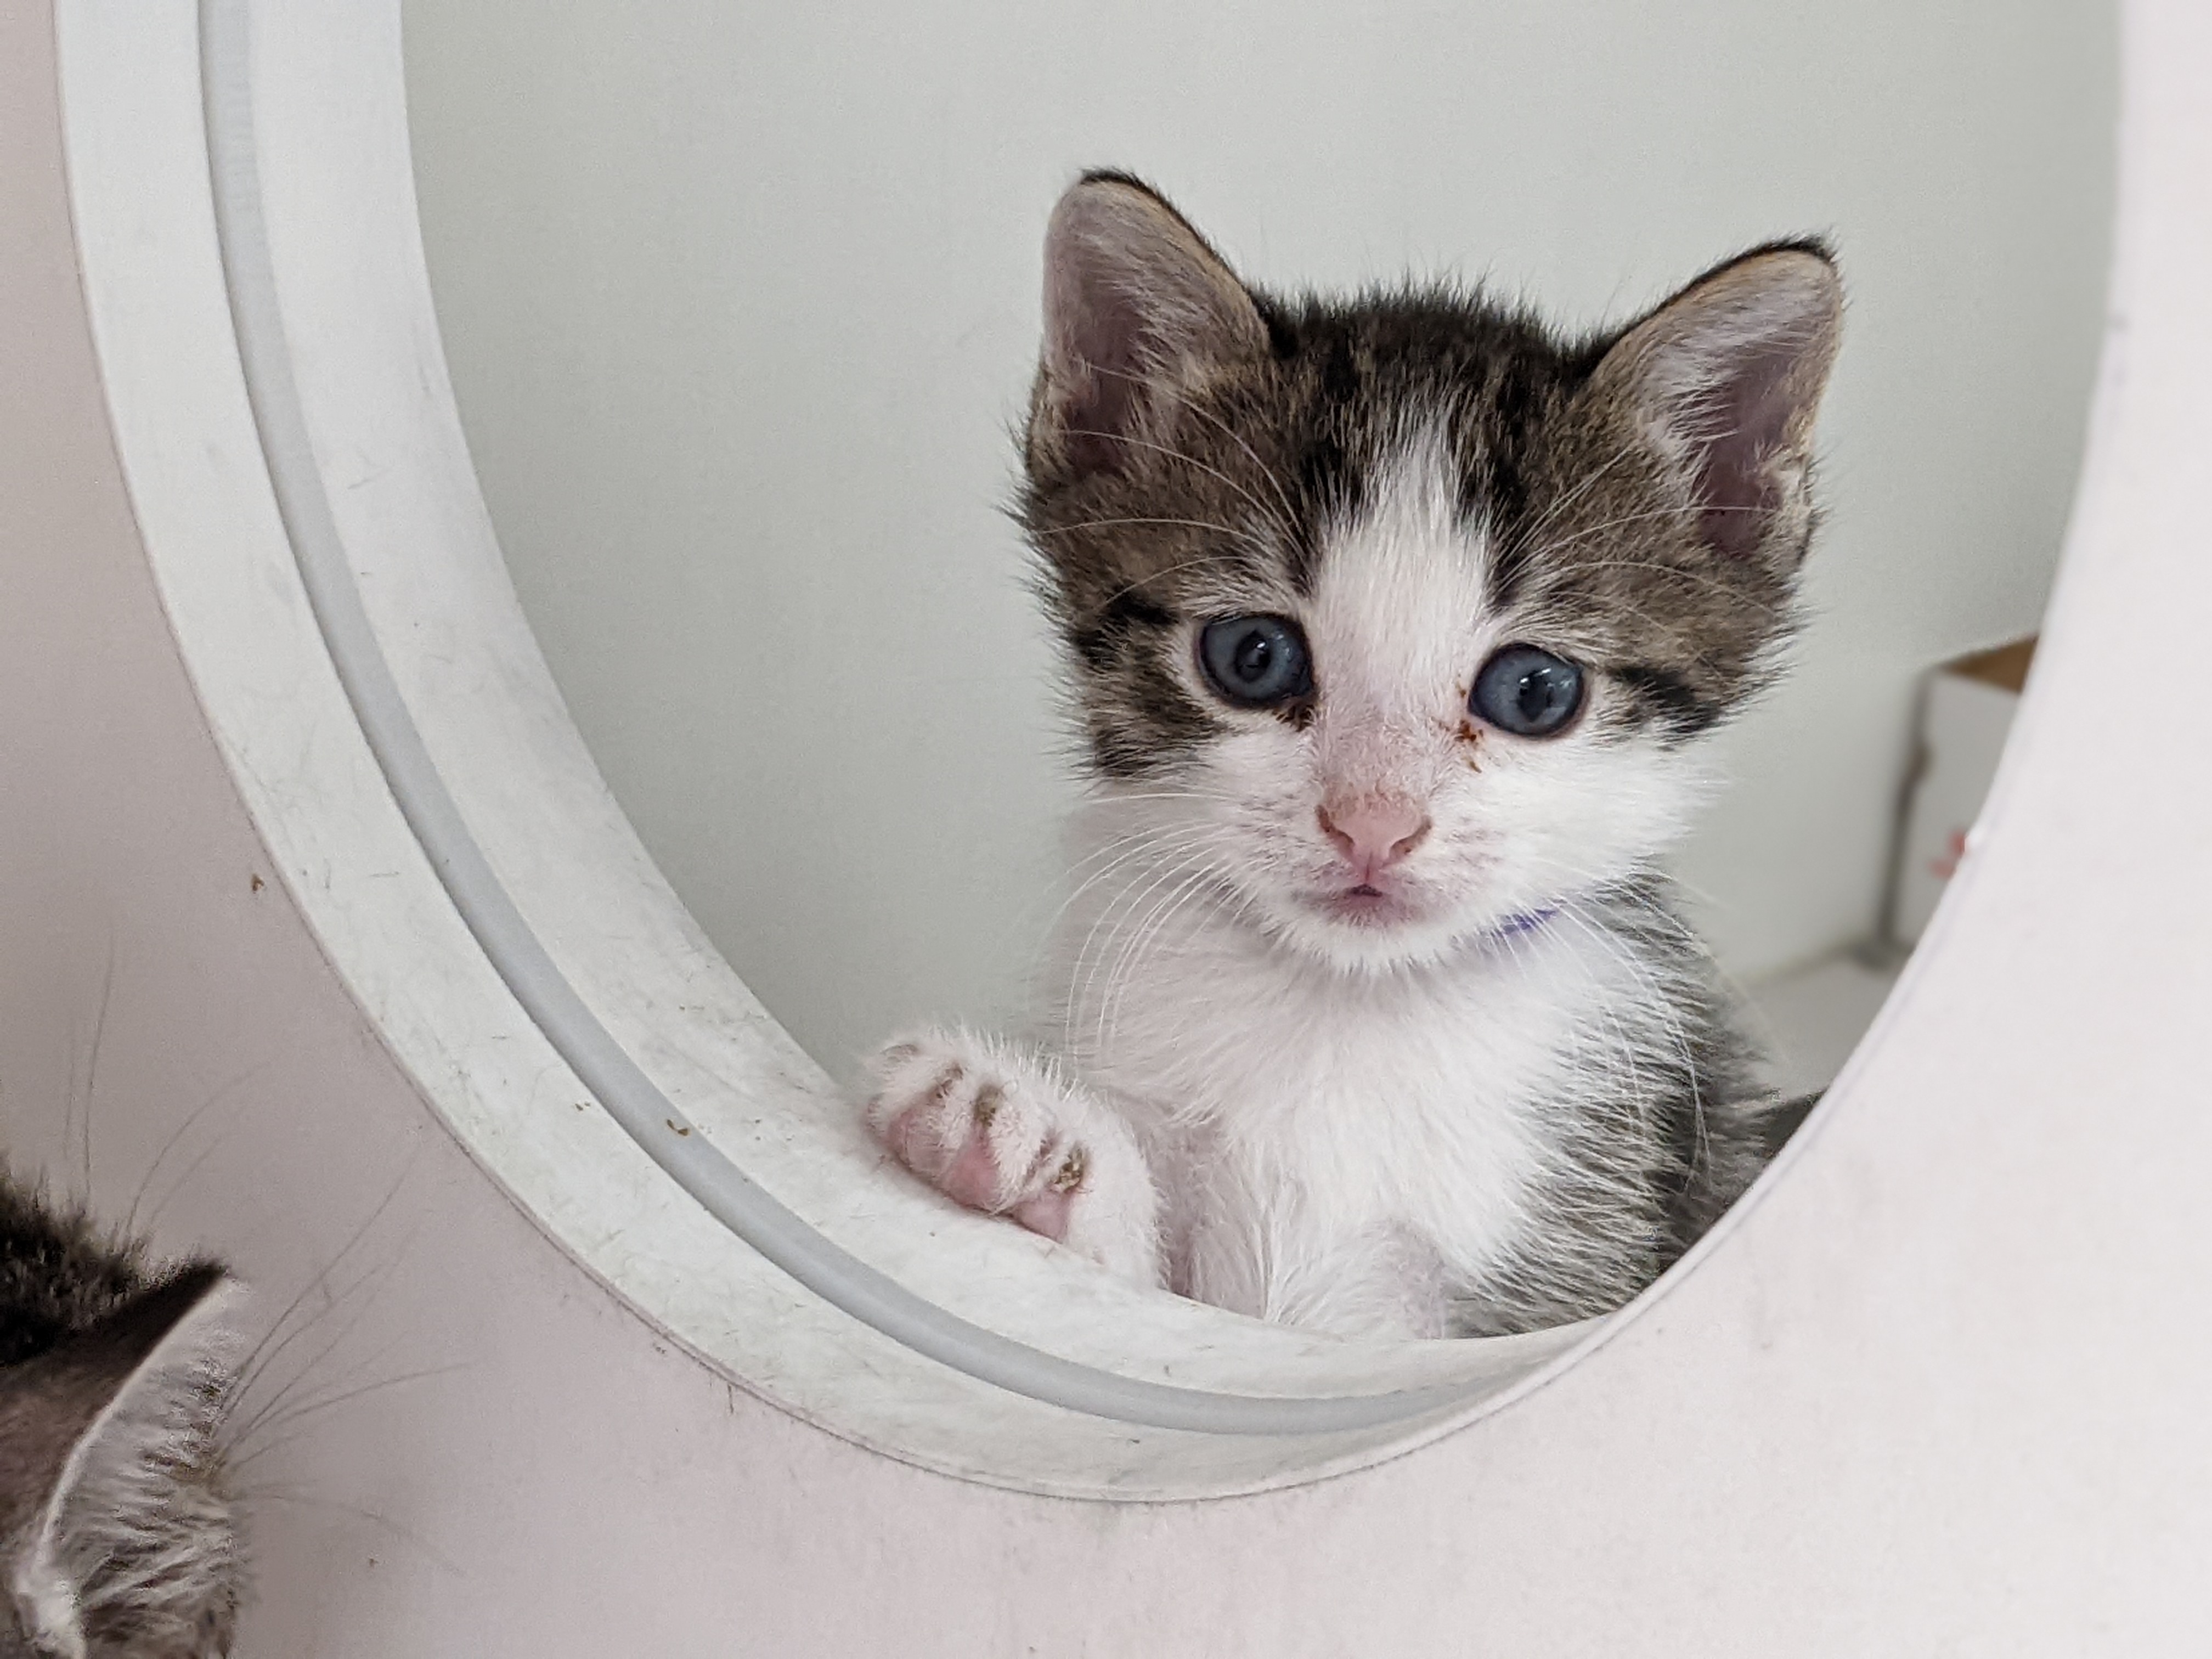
top-left (1029, 172), bottom-right (1269, 480)
top-left (2, 1265), bottom-right (242, 1658)
top-left (1588, 242), bottom-right (1842, 563)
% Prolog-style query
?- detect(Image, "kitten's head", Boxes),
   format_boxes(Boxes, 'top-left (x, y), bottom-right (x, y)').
top-left (2, 1180), bottom-right (242, 1659)
top-left (1022, 173), bottom-right (1841, 973)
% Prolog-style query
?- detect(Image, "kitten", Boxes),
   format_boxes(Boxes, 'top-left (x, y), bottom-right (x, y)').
top-left (2, 1167), bottom-right (242, 1658)
top-left (866, 173), bottom-right (1839, 1340)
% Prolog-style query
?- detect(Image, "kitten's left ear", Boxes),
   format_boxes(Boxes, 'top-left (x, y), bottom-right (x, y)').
top-left (1588, 242), bottom-right (1843, 563)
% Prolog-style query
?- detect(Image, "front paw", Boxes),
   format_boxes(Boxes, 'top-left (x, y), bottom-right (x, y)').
top-left (864, 1030), bottom-right (1085, 1232)
top-left (862, 1028), bottom-right (1160, 1282)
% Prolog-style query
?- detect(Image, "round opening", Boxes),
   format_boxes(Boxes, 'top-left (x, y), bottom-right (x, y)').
top-left (136, 0), bottom-right (2119, 1496)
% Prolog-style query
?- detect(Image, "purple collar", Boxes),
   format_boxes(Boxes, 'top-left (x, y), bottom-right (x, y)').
top-left (1488, 905), bottom-right (1560, 944)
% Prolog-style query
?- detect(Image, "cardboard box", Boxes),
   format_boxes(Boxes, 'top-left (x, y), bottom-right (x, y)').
top-left (1886, 637), bottom-right (2036, 946)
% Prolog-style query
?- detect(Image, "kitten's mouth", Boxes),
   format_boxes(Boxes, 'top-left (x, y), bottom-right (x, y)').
top-left (1314, 882), bottom-right (1419, 927)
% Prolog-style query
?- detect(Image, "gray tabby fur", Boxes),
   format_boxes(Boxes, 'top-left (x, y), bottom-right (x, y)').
top-left (1, 1169), bottom-right (240, 1659)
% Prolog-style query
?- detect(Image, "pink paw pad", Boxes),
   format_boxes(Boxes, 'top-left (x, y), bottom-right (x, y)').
top-left (870, 1051), bottom-right (1088, 1244)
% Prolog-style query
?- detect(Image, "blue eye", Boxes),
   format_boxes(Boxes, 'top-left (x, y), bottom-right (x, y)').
top-left (1470, 645), bottom-right (1585, 737)
top-left (1198, 616), bottom-right (1313, 708)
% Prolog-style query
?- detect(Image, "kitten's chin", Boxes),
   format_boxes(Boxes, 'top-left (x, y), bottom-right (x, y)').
top-left (1314, 885), bottom-right (1419, 928)
top-left (1267, 888), bottom-right (1475, 974)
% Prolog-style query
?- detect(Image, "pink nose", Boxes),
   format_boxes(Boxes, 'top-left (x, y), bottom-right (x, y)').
top-left (1317, 796), bottom-right (1431, 882)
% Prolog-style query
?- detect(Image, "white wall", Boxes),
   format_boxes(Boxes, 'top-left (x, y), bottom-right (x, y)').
top-left (403, 0), bottom-right (2114, 1077)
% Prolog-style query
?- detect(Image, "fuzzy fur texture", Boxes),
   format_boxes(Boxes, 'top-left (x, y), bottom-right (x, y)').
top-left (867, 174), bottom-right (1841, 1340)
top-left (1, 1171), bottom-right (241, 1658)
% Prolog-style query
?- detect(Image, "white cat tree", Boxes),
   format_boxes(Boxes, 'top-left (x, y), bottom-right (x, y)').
top-left (1, 0), bottom-right (2205, 1651)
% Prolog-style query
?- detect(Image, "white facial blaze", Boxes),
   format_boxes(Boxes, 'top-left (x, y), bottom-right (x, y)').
top-left (1308, 431), bottom-right (1493, 809)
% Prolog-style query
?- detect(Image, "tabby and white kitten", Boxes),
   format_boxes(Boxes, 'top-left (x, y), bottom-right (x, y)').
top-left (2, 1169), bottom-right (241, 1658)
top-left (867, 173), bottom-right (1840, 1340)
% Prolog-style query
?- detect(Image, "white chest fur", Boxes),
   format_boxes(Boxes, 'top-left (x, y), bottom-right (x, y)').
top-left (1050, 902), bottom-right (1649, 1337)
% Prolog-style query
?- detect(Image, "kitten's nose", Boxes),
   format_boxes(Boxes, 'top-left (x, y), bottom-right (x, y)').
top-left (1317, 796), bottom-right (1431, 881)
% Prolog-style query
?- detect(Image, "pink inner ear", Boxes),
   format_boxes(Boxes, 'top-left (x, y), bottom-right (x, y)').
top-left (1690, 341), bottom-right (1803, 558)
top-left (1036, 178), bottom-right (1267, 482)
top-left (1045, 256), bottom-right (1149, 477)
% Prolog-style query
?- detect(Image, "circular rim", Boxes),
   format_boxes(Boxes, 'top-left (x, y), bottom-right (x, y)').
top-left (53, 0), bottom-right (2112, 1498)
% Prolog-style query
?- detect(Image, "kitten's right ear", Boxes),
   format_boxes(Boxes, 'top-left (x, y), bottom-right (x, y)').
top-left (1029, 172), bottom-right (1268, 481)
top-left (2, 1265), bottom-right (242, 1659)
